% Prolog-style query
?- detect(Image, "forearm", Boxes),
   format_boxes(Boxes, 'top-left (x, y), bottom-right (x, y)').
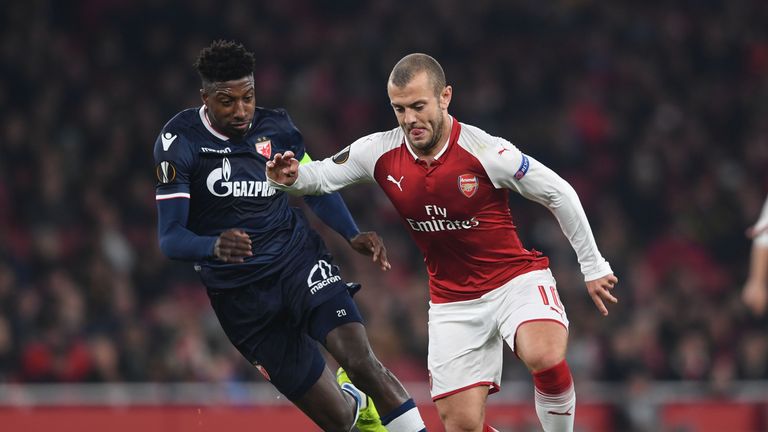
top-left (544, 179), bottom-right (612, 280)
top-left (270, 157), bottom-right (367, 195)
top-left (515, 165), bottom-right (612, 280)
top-left (156, 198), bottom-right (217, 261)
top-left (747, 244), bottom-right (768, 285)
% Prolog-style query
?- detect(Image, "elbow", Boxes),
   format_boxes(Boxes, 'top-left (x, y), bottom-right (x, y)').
top-left (158, 234), bottom-right (184, 260)
top-left (540, 180), bottom-right (578, 211)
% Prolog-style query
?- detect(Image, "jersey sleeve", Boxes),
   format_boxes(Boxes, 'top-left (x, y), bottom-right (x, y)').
top-left (473, 133), bottom-right (613, 281)
top-left (270, 133), bottom-right (380, 195)
top-left (153, 130), bottom-right (196, 199)
top-left (153, 129), bottom-right (217, 260)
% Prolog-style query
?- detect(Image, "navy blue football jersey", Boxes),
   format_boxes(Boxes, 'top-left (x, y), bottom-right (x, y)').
top-left (153, 106), bottom-right (313, 288)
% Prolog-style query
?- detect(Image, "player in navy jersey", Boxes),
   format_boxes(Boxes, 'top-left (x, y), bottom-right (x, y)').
top-left (154, 40), bottom-right (426, 432)
top-left (268, 53), bottom-right (619, 432)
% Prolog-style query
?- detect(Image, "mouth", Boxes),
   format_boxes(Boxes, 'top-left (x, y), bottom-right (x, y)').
top-left (230, 122), bottom-right (249, 131)
top-left (409, 127), bottom-right (427, 140)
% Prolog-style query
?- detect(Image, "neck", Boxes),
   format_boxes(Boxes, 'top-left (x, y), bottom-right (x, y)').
top-left (416, 114), bottom-right (452, 159)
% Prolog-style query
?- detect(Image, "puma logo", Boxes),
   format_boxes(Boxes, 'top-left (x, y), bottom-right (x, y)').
top-left (497, 145), bottom-right (512, 156)
top-left (386, 175), bottom-right (404, 191)
top-left (547, 410), bottom-right (572, 416)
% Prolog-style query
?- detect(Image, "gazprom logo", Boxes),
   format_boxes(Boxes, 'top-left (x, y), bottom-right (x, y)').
top-left (308, 259), bottom-right (341, 294)
top-left (206, 158), bottom-right (276, 197)
top-left (207, 158), bottom-right (232, 197)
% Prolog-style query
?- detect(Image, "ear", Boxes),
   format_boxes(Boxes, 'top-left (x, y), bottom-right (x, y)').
top-left (440, 85), bottom-right (452, 110)
top-left (200, 88), bottom-right (207, 105)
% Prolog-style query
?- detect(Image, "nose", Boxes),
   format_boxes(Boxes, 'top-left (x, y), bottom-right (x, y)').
top-left (403, 108), bottom-right (418, 125)
top-left (233, 101), bottom-right (247, 120)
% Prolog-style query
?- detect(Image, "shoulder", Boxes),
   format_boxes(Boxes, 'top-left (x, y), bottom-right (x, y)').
top-left (253, 107), bottom-right (297, 131)
top-left (161, 108), bottom-right (200, 136)
top-left (153, 108), bottom-right (200, 161)
top-left (457, 122), bottom-right (504, 152)
top-left (351, 126), bottom-right (402, 149)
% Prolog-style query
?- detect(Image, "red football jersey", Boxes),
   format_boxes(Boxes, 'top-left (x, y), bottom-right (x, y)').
top-left (279, 118), bottom-right (612, 303)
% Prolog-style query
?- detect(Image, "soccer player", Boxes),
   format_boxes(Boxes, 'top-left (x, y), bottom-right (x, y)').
top-left (154, 40), bottom-right (426, 432)
top-left (742, 194), bottom-right (768, 316)
top-left (267, 53), bottom-right (619, 432)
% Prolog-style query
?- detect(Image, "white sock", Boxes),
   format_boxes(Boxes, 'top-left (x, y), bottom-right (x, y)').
top-left (534, 384), bottom-right (576, 432)
top-left (381, 398), bottom-right (426, 432)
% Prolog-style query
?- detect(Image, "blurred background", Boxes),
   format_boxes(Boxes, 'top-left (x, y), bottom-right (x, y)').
top-left (1, 0), bottom-right (767, 431)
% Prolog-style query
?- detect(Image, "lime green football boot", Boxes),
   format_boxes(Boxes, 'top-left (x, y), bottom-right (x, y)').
top-left (337, 367), bottom-right (387, 432)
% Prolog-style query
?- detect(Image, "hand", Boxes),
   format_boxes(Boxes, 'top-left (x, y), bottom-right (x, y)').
top-left (266, 151), bottom-right (300, 186)
top-left (742, 279), bottom-right (767, 316)
top-left (349, 231), bottom-right (391, 271)
top-left (214, 229), bottom-right (253, 263)
top-left (586, 274), bottom-right (619, 316)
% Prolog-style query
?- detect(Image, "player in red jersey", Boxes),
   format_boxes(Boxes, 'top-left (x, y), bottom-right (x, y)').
top-left (267, 53), bottom-right (618, 432)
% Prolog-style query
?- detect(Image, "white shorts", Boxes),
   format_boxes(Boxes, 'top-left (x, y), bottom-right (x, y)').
top-left (427, 269), bottom-right (569, 400)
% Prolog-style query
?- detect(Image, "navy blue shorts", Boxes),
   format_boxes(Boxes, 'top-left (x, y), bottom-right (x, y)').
top-left (207, 239), bottom-right (363, 401)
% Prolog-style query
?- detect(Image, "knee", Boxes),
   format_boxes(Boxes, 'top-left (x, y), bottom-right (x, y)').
top-left (525, 349), bottom-right (566, 372)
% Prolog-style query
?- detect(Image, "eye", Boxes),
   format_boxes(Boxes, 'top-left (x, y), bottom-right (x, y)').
top-left (393, 106), bottom-right (404, 113)
top-left (220, 99), bottom-right (233, 107)
top-left (243, 95), bottom-right (253, 102)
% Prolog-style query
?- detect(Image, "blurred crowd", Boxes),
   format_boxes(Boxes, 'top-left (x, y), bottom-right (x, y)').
top-left (1, 0), bottom-right (767, 396)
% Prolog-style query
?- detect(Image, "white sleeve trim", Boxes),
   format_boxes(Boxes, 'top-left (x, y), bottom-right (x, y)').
top-left (156, 192), bottom-right (191, 200)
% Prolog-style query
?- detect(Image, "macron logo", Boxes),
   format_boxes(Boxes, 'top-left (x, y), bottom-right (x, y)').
top-left (161, 132), bottom-right (177, 151)
top-left (386, 175), bottom-right (404, 191)
top-left (308, 260), bottom-right (341, 294)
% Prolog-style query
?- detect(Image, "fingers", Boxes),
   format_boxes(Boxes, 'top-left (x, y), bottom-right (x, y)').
top-left (588, 276), bottom-right (619, 316)
top-left (215, 230), bottom-right (253, 263)
top-left (370, 241), bottom-right (390, 271)
top-left (350, 232), bottom-right (391, 271)
top-left (266, 152), bottom-right (299, 183)
top-left (378, 245), bottom-right (391, 271)
top-left (591, 293), bottom-right (609, 316)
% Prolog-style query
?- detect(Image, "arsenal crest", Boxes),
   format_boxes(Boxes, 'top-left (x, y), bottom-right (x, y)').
top-left (458, 174), bottom-right (478, 198)
top-left (255, 139), bottom-right (272, 158)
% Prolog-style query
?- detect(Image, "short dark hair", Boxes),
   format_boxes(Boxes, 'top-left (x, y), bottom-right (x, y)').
top-left (194, 40), bottom-right (255, 84)
top-left (389, 53), bottom-right (446, 96)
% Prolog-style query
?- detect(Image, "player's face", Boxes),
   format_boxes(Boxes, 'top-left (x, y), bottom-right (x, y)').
top-left (201, 75), bottom-right (256, 138)
top-left (388, 71), bottom-right (452, 157)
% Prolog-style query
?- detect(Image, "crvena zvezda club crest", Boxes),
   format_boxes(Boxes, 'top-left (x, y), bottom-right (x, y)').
top-left (255, 140), bottom-right (272, 158)
top-left (458, 174), bottom-right (478, 198)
